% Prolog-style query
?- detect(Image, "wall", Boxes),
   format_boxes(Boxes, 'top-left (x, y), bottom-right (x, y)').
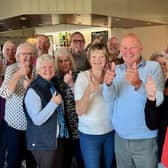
top-left (0, 0), bottom-right (92, 19)
top-left (92, 0), bottom-right (168, 23)
top-left (112, 25), bottom-right (168, 60)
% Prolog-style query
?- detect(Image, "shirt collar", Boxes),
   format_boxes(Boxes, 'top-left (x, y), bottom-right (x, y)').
top-left (120, 56), bottom-right (145, 70)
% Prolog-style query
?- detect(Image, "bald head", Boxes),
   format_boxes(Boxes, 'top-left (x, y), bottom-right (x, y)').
top-left (120, 33), bottom-right (143, 67)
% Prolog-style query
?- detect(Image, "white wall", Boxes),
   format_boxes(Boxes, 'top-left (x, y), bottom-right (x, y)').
top-left (112, 25), bottom-right (168, 60)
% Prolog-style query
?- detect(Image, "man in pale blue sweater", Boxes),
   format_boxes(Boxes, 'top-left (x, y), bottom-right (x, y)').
top-left (103, 33), bottom-right (164, 168)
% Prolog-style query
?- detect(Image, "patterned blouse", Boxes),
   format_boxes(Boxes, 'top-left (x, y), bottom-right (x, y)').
top-left (55, 71), bottom-right (80, 139)
top-left (0, 63), bottom-right (36, 130)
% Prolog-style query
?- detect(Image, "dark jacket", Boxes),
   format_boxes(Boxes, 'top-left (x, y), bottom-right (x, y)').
top-left (23, 75), bottom-right (58, 150)
top-left (145, 96), bottom-right (168, 161)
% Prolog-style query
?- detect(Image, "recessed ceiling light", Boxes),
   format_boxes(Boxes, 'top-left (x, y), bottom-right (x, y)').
top-left (8, 28), bottom-right (13, 31)
top-left (20, 17), bottom-right (27, 21)
top-left (21, 26), bottom-right (27, 29)
top-left (146, 22), bottom-right (151, 25)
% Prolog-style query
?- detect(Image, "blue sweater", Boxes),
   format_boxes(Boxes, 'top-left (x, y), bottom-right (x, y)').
top-left (103, 59), bottom-right (164, 139)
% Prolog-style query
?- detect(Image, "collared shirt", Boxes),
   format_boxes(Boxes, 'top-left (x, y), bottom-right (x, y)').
top-left (0, 63), bottom-right (35, 130)
top-left (103, 58), bottom-right (164, 139)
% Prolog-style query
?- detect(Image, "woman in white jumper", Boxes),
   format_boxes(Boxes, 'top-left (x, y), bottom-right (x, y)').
top-left (74, 43), bottom-right (114, 168)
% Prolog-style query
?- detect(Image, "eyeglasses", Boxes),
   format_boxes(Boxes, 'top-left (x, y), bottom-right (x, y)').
top-left (72, 39), bottom-right (84, 43)
top-left (20, 52), bottom-right (34, 56)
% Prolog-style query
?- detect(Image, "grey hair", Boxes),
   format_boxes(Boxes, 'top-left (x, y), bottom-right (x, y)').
top-left (107, 37), bottom-right (120, 44)
top-left (150, 51), bottom-right (168, 61)
top-left (2, 40), bottom-right (16, 54)
top-left (54, 46), bottom-right (76, 72)
top-left (15, 42), bottom-right (37, 62)
top-left (36, 54), bottom-right (56, 72)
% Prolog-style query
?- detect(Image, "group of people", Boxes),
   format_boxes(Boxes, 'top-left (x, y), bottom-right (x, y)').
top-left (0, 31), bottom-right (168, 168)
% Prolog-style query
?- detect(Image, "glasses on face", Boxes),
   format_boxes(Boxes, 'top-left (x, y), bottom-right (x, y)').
top-left (72, 39), bottom-right (84, 44)
top-left (20, 52), bottom-right (34, 56)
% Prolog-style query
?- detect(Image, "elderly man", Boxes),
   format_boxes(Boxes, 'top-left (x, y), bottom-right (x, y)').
top-left (70, 32), bottom-right (90, 71)
top-left (103, 33), bottom-right (164, 168)
top-left (0, 42), bottom-right (37, 168)
top-left (0, 40), bottom-right (17, 84)
top-left (36, 34), bottom-right (50, 56)
top-left (107, 37), bottom-right (123, 65)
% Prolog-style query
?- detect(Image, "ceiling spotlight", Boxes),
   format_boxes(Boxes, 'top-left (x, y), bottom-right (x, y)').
top-left (20, 17), bottom-right (27, 20)
top-left (146, 22), bottom-right (151, 25)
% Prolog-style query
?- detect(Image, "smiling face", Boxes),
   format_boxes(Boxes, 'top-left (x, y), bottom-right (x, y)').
top-left (3, 42), bottom-right (16, 63)
top-left (57, 54), bottom-right (71, 74)
top-left (17, 45), bottom-right (35, 67)
top-left (70, 33), bottom-right (85, 55)
top-left (38, 61), bottom-right (55, 81)
top-left (36, 35), bottom-right (50, 55)
top-left (155, 56), bottom-right (168, 75)
top-left (89, 49), bottom-right (107, 71)
top-left (107, 37), bottom-right (120, 56)
top-left (120, 35), bottom-right (143, 67)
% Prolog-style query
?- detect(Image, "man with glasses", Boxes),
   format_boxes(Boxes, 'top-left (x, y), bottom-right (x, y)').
top-left (70, 32), bottom-right (90, 71)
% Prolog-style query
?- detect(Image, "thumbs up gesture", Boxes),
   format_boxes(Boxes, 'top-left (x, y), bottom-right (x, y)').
top-left (104, 62), bottom-right (116, 86)
top-left (145, 76), bottom-right (156, 101)
top-left (87, 72), bottom-right (99, 93)
top-left (64, 70), bottom-right (74, 87)
top-left (125, 62), bottom-right (141, 89)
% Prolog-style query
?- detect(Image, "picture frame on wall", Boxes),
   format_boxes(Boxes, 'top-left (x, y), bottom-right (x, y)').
top-left (91, 30), bottom-right (108, 45)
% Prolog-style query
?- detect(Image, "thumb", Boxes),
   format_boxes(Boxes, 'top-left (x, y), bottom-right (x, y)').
top-left (132, 62), bottom-right (137, 70)
top-left (147, 75), bottom-right (153, 82)
top-left (111, 62), bottom-right (116, 72)
top-left (69, 70), bottom-right (72, 75)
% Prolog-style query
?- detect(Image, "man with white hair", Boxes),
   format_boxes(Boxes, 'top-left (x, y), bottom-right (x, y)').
top-left (107, 36), bottom-right (123, 65)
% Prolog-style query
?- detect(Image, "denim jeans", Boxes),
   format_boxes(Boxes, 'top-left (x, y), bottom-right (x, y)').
top-left (80, 131), bottom-right (114, 168)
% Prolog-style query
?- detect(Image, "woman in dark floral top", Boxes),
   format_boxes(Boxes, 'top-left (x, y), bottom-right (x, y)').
top-left (54, 47), bottom-right (84, 168)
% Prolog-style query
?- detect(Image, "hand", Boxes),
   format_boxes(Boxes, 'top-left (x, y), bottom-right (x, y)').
top-left (17, 64), bottom-right (32, 78)
top-left (51, 91), bottom-right (62, 105)
top-left (125, 62), bottom-right (141, 89)
top-left (86, 72), bottom-right (99, 94)
top-left (64, 70), bottom-right (74, 87)
top-left (23, 76), bottom-right (31, 89)
top-left (104, 62), bottom-right (116, 86)
top-left (145, 76), bottom-right (156, 101)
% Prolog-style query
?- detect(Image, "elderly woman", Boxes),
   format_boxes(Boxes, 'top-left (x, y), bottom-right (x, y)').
top-left (0, 42), bottom-right (37, 168)
top-left (54, 47), bottom-right (84, 168)
top-left (150, 51), bottom-right (168, 81)
top-left (74, 43), bottom-right (114, 168)
top-left (147, 51), bottom-right (168, 166)
top-left (24, 54), bottom-right (62, 168)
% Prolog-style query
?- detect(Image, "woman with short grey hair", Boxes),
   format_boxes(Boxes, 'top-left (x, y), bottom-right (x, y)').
top-left (0, 42), bottom-right (37, 168)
